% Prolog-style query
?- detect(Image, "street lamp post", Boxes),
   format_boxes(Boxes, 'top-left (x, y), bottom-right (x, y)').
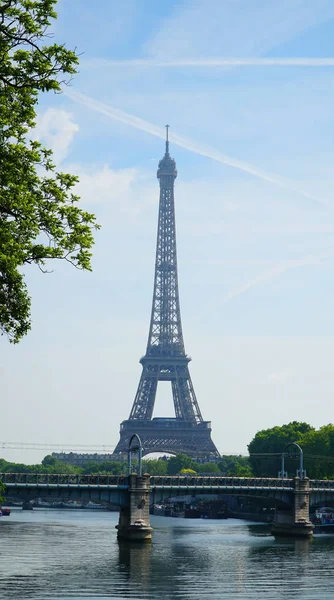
top-left (128, 433), bottom-right (143, 476)
top-left (278, 453), bottom-right (288, 479)
top-left (279, 442), bottom-right (305, 480)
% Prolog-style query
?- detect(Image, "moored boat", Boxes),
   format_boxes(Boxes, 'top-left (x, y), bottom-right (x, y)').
top-left (312, 507), bottom-right (334, 533)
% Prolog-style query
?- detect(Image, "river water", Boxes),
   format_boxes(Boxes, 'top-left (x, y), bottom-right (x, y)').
top-left (0, 509), bottom-right (333, 600)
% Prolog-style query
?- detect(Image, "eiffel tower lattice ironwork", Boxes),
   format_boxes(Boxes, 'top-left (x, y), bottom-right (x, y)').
top-left (114, 127), bottom-right (219, 459)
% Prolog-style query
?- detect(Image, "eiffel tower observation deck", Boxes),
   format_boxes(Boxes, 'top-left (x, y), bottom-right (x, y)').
top-left (114, 127), bottom-right (219, 460)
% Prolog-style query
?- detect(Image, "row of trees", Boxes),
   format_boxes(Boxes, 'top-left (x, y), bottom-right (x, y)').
top-left (1, 423), bottom-right (333, 479)
top-left (0, 454), bottom-right (251, 477)
top-left (0, 456), bottom-right (81, 475)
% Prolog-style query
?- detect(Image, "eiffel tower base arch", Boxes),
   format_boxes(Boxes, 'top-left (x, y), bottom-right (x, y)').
top-left (113, 419), bottom-right (219, 460)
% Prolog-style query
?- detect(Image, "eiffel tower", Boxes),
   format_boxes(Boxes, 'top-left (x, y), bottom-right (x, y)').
top-left (114, 127), bottom-right (219, 459)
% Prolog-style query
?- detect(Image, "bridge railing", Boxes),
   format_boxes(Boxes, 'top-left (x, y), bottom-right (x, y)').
top-left (149, 476), bottom-right (294, 488)
top-left (4, 473), bottom-right (333, 490)
top-left (0, 473), bottom-right (128, 486)
top-left (310, 480), bottom-right (334, 490)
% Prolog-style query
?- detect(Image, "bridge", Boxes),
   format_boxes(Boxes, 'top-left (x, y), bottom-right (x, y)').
top-left (1, 472), bottom-right (297, 497)
top-left (2, 473), bottom-right (334, 540)
top-left (2, 472), bottom-right (334, 496)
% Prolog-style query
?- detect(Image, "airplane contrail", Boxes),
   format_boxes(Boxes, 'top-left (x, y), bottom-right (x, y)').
top-left (193, 250), bottom-right (334, 319)
top-left (83, 57), bottom-right (334, 68)
top-left (65, 89), bottom-right (331, 208)
top-left (223, 258), bottom-right (317, 303)
top-left (223, 250), bottom-right (334, 304)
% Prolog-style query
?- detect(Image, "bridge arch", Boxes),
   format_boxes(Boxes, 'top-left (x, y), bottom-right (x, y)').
top-left (310, 492), bottom-right (334, 507)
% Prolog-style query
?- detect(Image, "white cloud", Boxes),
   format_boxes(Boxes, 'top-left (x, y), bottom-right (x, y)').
top-left (33, 108), bottom-right (79, 164)
top-left (73, 164), bottom-right (137, 205)
top-left (70, 164), bottom-right (156, 218)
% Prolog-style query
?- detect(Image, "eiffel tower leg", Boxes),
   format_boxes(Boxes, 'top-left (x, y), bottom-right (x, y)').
top-left (171, 379), bottom-right (183, 419)
top-left (172, 367), bottom-right (203, 423)
top-left (129, 367), bottom-right (158, 421)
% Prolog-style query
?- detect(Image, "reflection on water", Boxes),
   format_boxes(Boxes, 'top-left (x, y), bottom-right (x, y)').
top-left (0, 510), bottom-right (334, 599)
top-left (118, 542), bottom-right (153, 596)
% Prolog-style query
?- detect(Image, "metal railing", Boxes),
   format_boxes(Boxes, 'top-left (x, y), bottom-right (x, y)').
top-left (309, 480), bottom-right (334, 490)
top-left (150, 476), bottom-right (294, 489)
top-left (1, 473), bottom-right (334, 491)
top-left (0, 473), bottom-right (128, 486)
top-left (0, 473), bottom-right (293, 489)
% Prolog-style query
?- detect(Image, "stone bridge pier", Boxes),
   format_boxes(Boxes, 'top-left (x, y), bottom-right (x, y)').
top-left (272, 477), bottom-right (314, 538)
top-left (116, 473), bottom-right (153, 542)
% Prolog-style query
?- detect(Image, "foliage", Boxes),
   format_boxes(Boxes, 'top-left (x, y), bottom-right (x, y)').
top-left (0, 480), bottom-right (5, 502)
top-left (196, 462), bottom-right (221, 474)
top-left (179, 468), bottom-right (197, 475)
top-left (301, 425), bottom-right (334, 479)
top-left (0, 455), bottom-right (81, 474)
top-left (142, 459), bottom-right (168, 476)
top-left (218, 456), bottom-right (253, 477)
top-left (166, 454), bottom-right (198, 475)
top-left (40, 455), bottom-right (80, 473)
top-left (248, 422), bottom-right (315, 477)
top-left (0, 0), bottom-right (99, 342)
top-left (76, 461), bottom-right (123, 475)
top-left (0, 454), bottom-right (249, 477)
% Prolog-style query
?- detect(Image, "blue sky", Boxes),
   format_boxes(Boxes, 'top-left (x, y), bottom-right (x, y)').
top-left (2, 0), bottom-right (334, 462)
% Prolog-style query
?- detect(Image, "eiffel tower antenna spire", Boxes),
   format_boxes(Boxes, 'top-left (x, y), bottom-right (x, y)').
top-left (165, 124), bottom-right (170, 154)
top-left (114, 132), bottom-right (219, 459)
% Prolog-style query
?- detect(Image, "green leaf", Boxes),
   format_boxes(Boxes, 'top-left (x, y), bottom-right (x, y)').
top-left (0, 0), bottom-right (99, 342)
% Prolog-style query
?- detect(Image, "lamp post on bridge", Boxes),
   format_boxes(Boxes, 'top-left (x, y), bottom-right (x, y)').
top-left (128, 433), bottom-right (143, 476)
top-left (278, 452), bottom-right (288, 479)
top-left (278, 442), bottom-right (306, 480)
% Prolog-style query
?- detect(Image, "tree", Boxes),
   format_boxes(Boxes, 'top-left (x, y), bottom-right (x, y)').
top-left (167, 454), bottom-right (198, 475)
top-left (179, 468), bottom-right (197, 475)
top-left (81, 461), bottom-right (125, 475)
top-left (248, 422), bottom-right (314, 477)
top-left (218, 456), bottom-right (253, 477)
top-left (41, 455), bottom-right (57, 468)
top-left (196, 462), bottom-right (221, 474)
top-left (0, 455), bottom-right (80, 474)
top-left (0, 0), bottom-right (99, 342)
top-left (0, 480), bottom-right (5, 503)
top-left (142, 459), bottom-right (168, 476)
top-left (302, 425), bottom-right (334, 479)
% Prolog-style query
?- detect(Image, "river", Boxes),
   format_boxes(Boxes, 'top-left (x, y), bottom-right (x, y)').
top-left (0, 509), bottom-right (333, 599)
